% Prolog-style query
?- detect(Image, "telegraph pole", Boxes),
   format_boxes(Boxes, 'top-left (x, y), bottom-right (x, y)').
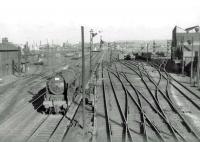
top-left (89, 29), bottom-right (93, 77)
top-left (181, 38), bottom-right (185, 76)
top-left (81, 26), bottom-right (86, 133)
top-left (100, 35), bottom-right (102, 49)
top-left (198, 34), bottom-right (200, 88)
top-left (18, 46), bottom-right (21, 73)
top-left (110, 43), bottom-right (112, 65)
top-left (47, 43), bottom-right (49, 66)
top-left (190, 37), bottom-right (194, 86)
top-left (24, 42), bottom-right (28, 73)
top-left (147, 43), bottom-right (149, 63)
top-left (153, 40), bottom-right (156, 53)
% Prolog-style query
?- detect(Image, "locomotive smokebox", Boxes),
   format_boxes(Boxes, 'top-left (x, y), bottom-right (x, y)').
top-left (47, 74), bottom-right (65, 95)
top-left (43, 66), bottom-right (81, 114)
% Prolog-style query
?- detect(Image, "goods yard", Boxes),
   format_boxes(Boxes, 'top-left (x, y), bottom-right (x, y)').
top-left (3, 0), bottom-right (200, 134)
top-left (1, 0), bottom-right (200, 141)
top-left (0, 17), bottom-right (200, 142)
top-left (95, 51), bottom-right (200, 142)
top-left (0, 42), bottom-right (200, 142)
top-left (0, 47), bottom-right (104, 141)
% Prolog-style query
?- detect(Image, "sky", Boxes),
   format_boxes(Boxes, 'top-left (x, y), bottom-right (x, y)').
top-left (0, 0), bottom-right (200, 45)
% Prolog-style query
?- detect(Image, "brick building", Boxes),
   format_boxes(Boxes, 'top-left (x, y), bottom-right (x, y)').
top-left (0, 38), bottom-right (21, 77)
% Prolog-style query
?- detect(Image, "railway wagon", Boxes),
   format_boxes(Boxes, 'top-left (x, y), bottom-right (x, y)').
top-left (135, 52), bottom-right (152, 61)
top-left (43, 66), bottom-right (81, 114)
top-left (124, 54), bottom-right (131, 60)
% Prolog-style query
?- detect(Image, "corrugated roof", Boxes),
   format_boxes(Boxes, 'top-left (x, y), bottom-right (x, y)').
top-left (175, 26), bottom-right (186, 33)
top-left (185, 25), bottom-right (199, 32)
top-left (174, 25), bottom-right (200, 33)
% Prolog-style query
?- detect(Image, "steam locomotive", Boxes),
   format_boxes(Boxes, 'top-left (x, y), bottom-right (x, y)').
top-left (43, 65), bottom-right (81, 114)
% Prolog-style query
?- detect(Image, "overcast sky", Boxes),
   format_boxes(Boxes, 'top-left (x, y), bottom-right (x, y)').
top-left (0, 0), bottom-right (200, 44)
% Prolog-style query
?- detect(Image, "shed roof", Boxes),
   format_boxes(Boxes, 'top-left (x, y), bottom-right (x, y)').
top-left (0, 42), bottom-right (19, 51)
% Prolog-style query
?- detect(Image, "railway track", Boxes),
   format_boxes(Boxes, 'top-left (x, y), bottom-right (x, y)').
top-left (26, 95), bottom-right (82, 142)
top-left (96, 50), bottom-right (148, 142)
top-left (102, 64), bottom-right (112, 142)
top-left (149, 61), bottom-right (200, 106)
top-left (118, 60), bottom-right (200, 141)
top-left (4, 49), bottom-right (200, 142)
top-left (108, 69), bottom-right (166, 142)
top-left (94, 49), bottom-right (200, 142)
top-left (97, 52), bottom-right (136, 142)
top-left (0, 91), bottom-right (82, 142)
top-left (0, 51), bottom-right (103, 142)
top-left (1, 52), bottom-right (101, 119)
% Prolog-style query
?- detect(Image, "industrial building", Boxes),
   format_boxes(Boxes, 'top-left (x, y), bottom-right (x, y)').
top-left (171, 25), bottom-right (200, 61)
top-left (0, 38), bottom-right (21, 77)
top-left (171, 25), bottom-right (200, 76)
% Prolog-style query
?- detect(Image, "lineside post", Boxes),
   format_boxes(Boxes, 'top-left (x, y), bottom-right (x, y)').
top-left (190, 37), bottom-right (194, 86)
top-left (25, 42), bottom-right (29, 73)
top-left (198, 34), bottom-right (200, 88)
top-left (81, 26), bottom-right (86, 133)
top-left (18, 46), bottom-right (21, 73)
top-left (90, 29), bottom-right (93, 77)
top-left (147, 43), bottom-right (149, 63)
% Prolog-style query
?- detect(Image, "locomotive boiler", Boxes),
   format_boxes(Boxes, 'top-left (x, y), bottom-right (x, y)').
top-left (43, 66), bottom-right (81, 114)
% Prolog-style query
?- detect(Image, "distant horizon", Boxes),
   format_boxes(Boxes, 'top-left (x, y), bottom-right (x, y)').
top-left (0, 0), bottom-right (199, 45)
top-left (0, 25), bottom-right (174, 44)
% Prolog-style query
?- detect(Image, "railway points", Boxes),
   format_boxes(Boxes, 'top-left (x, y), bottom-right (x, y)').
top-left (0, 41), bottom-right (200, 142)
top-left (93, 49), bottom-right (200, 142)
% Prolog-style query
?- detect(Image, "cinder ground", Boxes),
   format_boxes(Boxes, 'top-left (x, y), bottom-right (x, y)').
top-left (0, 50), bottom-right (103, 142)
top-left (0, 52), bottom-right (88, 142)
top-left (0, 49), bottom-right (200, 142)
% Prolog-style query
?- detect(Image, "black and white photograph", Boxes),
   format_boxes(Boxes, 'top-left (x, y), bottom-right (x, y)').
top-left (0, 0), bottom-right (200, 141)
